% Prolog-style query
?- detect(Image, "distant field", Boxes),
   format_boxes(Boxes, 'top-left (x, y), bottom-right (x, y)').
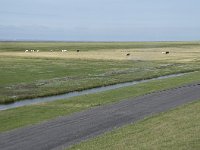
top-left (0, 41), bottom-right (200, 52)
top-left (0, 42), bottom-right (200, 62)
top-left (0, 42), bottom-right (200, 103)
top-left (1, 48), bottom-right (200, 62)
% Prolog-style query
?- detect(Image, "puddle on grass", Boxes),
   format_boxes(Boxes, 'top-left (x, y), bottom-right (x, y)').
top-left (0, 72), bottom-right (189, 110)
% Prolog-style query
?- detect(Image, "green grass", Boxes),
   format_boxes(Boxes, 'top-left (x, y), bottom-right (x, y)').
top-left (69, 100), bottom-right (200, 150)
top-left (0, 41), bottom-right (200, 52)
top-left (1, 41), bottom-right (200, 103)
top-left (1, 55), bottom-right (200, 104)
top-left (0, 41), bottom-right (199, 149)
top-left (0, 71), bottom-right (199, 133)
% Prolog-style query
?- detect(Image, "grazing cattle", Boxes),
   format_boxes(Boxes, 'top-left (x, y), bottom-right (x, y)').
top-left (36, 50), bottom-right (39, 52)
top-left (31, 50), bottom-right (35, 52)
top-left (126, 53), bottom-right (130, 56)
top-left (62, 50), bottom-right (67, 52)
top-left (76, 49), bottom-right (80, 52)
top-left (162, 51), bottom-right (169, 54)
top-left (25, 50), bottom-right (29, 52)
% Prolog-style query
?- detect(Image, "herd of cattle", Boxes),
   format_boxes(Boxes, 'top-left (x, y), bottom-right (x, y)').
top-left (25, 49), bottom-right (80, 53)
top-left (24, 49), bottom-right (170, 56)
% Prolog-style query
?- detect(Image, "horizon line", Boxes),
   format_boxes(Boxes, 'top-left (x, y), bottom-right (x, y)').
top-left (0, 40), bottom-right (200, 43)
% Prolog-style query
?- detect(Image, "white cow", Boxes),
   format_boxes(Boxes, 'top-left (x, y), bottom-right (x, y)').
top-left (62, 50), bottom-right (67, 52)
top-left (25, 50), bottom-right (29, 52)
top-left (36, 50), bottom-right (39, 52)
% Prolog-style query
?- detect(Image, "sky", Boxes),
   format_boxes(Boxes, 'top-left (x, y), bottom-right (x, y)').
top-left (0, 0), bottom-right (200, 41)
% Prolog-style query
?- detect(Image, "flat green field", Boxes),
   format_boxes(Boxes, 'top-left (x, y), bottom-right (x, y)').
top-left (1, 57), bottom-right (199, 104)
top-left (0, 42), bottom-right (200, 149)
top-left (0, 42), bottom-right (200, 103)
top-left (0, 41), bottom-right (200, 52)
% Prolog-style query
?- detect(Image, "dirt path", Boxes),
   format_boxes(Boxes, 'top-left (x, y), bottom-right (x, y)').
top-left (0, 83), bottom-right (200, 150)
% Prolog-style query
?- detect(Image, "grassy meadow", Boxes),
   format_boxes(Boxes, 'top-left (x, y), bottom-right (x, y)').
top-left (0, 42), bottom-right (200, 149)
top-left (0, 42), bottom-right (200, 103)
top-left (1, 41), bottom-right (200, 52)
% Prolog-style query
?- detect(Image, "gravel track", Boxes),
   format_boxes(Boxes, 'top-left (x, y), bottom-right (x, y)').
top-left (0, 83), bottom-right (200, 150)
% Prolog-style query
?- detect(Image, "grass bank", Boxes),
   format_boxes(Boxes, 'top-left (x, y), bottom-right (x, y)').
top-left (69, 100), bottom-right (200, 150)
top-left (0, 71), bottom-right (199, 133)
